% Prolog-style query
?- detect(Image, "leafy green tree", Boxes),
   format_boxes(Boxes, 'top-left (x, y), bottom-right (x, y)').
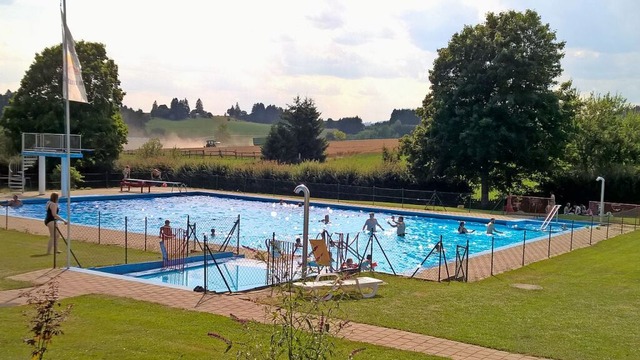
top-left (566, 93), bottom-right (640, 171)
top-left (0, 41), bottom-right (127, 170)
top-left (390, 109), bottom-right (420, 125)
top-left (195, 98), bottom-right (204, 114)
top-left (262, 123), bottom-right (297, 163)
top-left (262, 96), bottom-right (328, 163)
top-left (401, 10), bottom-right (575, 205)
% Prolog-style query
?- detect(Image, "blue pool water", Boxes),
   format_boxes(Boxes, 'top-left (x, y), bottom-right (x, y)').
top-left (134, 258), bottom-right (269, 292)
top-left (10, 192), bottom-right (581, 275)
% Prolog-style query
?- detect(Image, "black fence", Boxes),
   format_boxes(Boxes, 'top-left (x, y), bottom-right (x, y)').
top-left (3, 208), bottom-right (637, 291)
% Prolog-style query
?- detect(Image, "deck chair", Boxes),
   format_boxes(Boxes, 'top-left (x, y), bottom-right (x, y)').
top-left (308, 239), bottom-right (332, 273)
top-left (292, 273), bottom-right (386, 300)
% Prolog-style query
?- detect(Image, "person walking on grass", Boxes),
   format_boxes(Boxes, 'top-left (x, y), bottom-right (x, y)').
top-left (45, 192), bottom-right (67, 255)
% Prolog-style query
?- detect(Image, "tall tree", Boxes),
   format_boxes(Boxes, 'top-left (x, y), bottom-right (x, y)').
top-left (195, 98), bottom-right (204, 114)
top-left (566, 93), bottom-right (640, 171)
top-left (0, 41), bottom-right (127, 170)
top-left (262, 96), bottom-right (327, 163)
top-left (401, 10), bottom-right (575, 205)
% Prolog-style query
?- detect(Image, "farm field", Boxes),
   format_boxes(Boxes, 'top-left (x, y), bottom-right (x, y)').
top-left (193, 138), bottom-right (399, 157)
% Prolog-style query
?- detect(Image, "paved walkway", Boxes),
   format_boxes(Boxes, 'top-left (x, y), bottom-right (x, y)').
top-left (1, 268), bottom-right (546, 360)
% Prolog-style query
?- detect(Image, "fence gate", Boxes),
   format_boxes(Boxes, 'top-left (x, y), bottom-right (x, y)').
top-left (161, 228), bottom-right (188, 270)
top-left (265, 237), bottom-right (295, 285)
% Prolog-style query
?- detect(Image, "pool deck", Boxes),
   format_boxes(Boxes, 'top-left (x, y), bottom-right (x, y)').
top-left (1, 268), bottom-right (547, 360)
top-left (2, 187), bottom-right (631, 359)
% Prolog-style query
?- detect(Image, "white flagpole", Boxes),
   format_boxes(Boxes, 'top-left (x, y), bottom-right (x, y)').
top-left (62, 0), bottom-right (72, 269)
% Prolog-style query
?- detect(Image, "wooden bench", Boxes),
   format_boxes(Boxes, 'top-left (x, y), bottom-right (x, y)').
top-left (120, 180), bottom-right (151, 193)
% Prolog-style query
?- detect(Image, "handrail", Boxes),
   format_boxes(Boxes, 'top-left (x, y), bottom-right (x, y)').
top-left (540, 205), bottom-right (561, 231)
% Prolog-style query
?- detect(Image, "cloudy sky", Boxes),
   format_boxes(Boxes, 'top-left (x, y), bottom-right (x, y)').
top-left (1, 0), bottom-right (638, 122)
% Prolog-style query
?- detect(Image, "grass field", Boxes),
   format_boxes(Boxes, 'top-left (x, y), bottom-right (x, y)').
top-left (0, 228), bottom-right (638, 359)
top-left (0, 294), bottom-right (441, 360)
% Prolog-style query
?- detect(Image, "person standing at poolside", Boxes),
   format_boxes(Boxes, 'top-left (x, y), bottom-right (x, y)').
top-left (45, 192), bottom-right (67, 255)
top-left (362, 212), bottom-right (384, 233)
top-left (151, 168), bottom-right (162, 181)
top-left (159, 219), bottom-right (173, 240)
top-left (486, 218), bottom-right (502, 235)
top-left (122, 165), bottom-right (131, 180)
top-left (388, 215), bottom-right (406, 236)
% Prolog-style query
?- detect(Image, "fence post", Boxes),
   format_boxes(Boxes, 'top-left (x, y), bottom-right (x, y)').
top-left (547, 223), bottom-right (552, 258)
top-left (437, 235), bottom-right (443, 282)
top-left (620, 217), bottom-right (624, 234)
top-left (98, 211), bottom-right (101, 245)
top-left (589, 216), bottom-right (594, 245)
top-left (125, 216), bottom-right (128, 264)
top-left (372, 186), bottom-right (376, 205)
top-left (521, 230), bottom-right (526, 266)
top-left (570, 220), bottom-right (574, 251)
top-left (4, 206), bottom-right (7, 230)
top-left (490, 236), bottom-right (495, 276)
top-left (465, 238), bottom-right (469, 282)
top-left (144, 217), bottom-right (148, 251)
top-left (401, 188), bottom-right (405, 208)
top-left (337, 183), bottom-right (340, 203)
top-left (606, 215), bottom-right (610, 239)
top-left (236, 215), bottom-right (241, 254)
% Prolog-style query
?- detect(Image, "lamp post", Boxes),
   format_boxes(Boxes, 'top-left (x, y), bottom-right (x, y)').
top-left (294, 184), bottom-right (310, 278)
top-left (596, 176), bottom-right (605, 224)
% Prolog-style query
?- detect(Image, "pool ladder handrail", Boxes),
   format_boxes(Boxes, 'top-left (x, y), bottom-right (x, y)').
top-left (540, 205), bottom-right (561, 231)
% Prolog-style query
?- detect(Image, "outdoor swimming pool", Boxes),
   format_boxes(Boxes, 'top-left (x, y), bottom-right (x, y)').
top-left (10, 191), bottom-right (581, 276)
top-left (135, 258), bottom-right (268, 293)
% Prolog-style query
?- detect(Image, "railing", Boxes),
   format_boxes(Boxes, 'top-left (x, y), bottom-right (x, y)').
top-left (540, 205), bottom-right (561, 231)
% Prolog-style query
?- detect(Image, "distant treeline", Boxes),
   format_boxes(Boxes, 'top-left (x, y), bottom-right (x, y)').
top-left (118, 97), bottom-right (422, 140)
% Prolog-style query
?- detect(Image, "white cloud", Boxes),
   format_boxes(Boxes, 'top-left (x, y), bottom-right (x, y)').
top-left (1, 0), bottom-right (638, 122)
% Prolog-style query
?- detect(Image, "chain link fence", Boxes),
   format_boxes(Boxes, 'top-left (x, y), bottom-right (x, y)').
top-left (2, 201), bottom-right (638, 291)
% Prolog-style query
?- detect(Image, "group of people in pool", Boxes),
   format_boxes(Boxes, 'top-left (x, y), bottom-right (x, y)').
top-left (458, 218), bottom-right (503, 235)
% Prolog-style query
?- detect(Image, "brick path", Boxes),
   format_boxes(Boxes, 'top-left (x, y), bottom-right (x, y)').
top-left (1, 268), bottom-right (547, 360)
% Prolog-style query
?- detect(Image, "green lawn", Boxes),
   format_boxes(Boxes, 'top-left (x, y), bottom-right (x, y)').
top-left (0, 230), bottom-right (160, 290)
top-left (1, 228), bottom-right (639, 359)
top-left (337, 231), bottom-right (640, 360)
top-left (0, 295), bottom-right (440, 360)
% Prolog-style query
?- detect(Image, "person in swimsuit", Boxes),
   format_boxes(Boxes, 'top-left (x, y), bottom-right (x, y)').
top-left (458, 221), bottom-right (474, 234)
top-left (45, 192), bottom-right (67, 255)
top-left (388, 215), bottom-right (406, 236)
top-left (362, 212), bottom-right (384, 233)
top-left (159, 219), bottom-right (173, 240)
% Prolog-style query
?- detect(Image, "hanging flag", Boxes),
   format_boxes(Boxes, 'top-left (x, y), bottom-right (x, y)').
top-left (61, 12), bottom-right (88, 103)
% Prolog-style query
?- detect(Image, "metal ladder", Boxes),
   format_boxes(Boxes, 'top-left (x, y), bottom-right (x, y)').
top-left (8, 156), bottom-right (37, 193)
top-left (540, 204), bottom-right (561, 231)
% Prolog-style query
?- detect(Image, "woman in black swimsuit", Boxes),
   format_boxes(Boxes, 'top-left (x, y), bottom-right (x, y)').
top-left (45, 192), bottom-right (67, 255)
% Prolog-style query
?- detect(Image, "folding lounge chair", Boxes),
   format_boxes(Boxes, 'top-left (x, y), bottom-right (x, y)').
top-left (308, 239), bottom-right (333, 273)
top-left (292, 273), bottom-right (386, 300)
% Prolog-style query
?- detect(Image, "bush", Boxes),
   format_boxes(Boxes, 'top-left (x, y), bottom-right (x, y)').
top-left (51, 164), bottom-right (84, 189)
top-left (138, 138), bottom-right (163, 158)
